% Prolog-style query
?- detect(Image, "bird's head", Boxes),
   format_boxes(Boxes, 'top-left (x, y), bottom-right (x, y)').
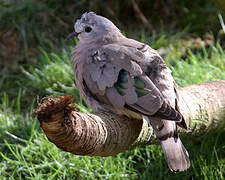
top-left (67, 12), bottom-right (122, 43)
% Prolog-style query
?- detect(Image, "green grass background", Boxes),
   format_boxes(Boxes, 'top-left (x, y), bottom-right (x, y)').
top-left (0, 0), bottom-right (225, 179)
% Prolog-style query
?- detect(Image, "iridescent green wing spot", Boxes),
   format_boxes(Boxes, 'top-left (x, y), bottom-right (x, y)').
top-left (134, 77), bottom-right (148, 97)
top-left (114, 69), bottom-right (128, 96)
top-left (114, 70), bottom-right (148, 97)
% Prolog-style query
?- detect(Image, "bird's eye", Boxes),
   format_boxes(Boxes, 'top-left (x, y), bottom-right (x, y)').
top-left (85, 27), bottom-right (92, 33)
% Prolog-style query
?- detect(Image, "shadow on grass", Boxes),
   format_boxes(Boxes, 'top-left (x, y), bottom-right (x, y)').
top-left (122, 130), bottom-right (225, 179)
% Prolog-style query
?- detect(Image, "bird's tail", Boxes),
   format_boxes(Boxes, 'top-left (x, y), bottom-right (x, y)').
top-left (160, 136), bottom-right (190, 172)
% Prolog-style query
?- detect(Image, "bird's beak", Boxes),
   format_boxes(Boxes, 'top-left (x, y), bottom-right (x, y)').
top-left (66, 32), bottom-right (79, 40)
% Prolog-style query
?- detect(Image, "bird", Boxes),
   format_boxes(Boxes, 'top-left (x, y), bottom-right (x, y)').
top-left (67, 12), bottom-right (190, 172)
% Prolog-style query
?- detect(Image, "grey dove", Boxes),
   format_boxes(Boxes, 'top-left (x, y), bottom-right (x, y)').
top-left (67, 12), bottom-right (190, 172)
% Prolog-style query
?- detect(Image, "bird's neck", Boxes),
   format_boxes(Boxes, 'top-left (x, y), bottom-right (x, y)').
top-left (79, 31), bottom-right (125, 46)
top-left (73, 31), bottom-right (125, 64)
top-left (102, 31), bottom-right (125, 44)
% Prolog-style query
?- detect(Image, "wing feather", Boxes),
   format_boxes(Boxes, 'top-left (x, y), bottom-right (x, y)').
top-left (106, 87), bottom-right (125, 108)
top-left (83, 43), bottom-right (185, 123)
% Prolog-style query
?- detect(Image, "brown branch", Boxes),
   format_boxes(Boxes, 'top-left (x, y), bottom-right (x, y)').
top-left (35, 80), bottom-right (225, 157)
top-left (48, 13), bottom-right (69, 30)
top-left (131, 0), bottom-right (155, 34)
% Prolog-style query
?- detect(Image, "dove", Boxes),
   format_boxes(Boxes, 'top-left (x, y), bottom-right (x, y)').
top-left (67, 12), bottom-right (190, 172)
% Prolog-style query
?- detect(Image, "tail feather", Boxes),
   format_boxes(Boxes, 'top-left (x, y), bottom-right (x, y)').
top-left (160, 137), bottom-right (190, 172)
top-left (154, 101), bottom-right (184, 122)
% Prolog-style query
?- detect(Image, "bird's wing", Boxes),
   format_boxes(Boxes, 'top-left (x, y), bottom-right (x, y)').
top-left (83, 43), bottom-right (184, 122)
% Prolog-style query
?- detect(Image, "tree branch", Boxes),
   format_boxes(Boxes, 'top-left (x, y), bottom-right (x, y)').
top-left (35, 80), bottom-right (225, 156)
top-left (131, 0), bottom-right (155, 34)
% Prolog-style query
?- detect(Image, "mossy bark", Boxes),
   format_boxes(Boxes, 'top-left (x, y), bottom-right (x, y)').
top-left (35, 80), bottom-right (225, 156)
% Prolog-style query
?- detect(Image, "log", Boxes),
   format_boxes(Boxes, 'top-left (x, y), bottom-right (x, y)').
top-left (34, 80), bottom-right (225, 156)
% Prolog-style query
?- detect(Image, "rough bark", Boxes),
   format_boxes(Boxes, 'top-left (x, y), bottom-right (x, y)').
top-left (34, 80), bottom-right (225, 157)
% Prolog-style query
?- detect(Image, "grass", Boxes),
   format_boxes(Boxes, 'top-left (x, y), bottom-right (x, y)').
top-left (0, 32), bottom-right (225, 179)
top-left (0, 1), bottom-right (225, 178)
top-left (168, 42), bottom-right (225, 86)
top-left (0, 105), bottom-right (224, 180)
